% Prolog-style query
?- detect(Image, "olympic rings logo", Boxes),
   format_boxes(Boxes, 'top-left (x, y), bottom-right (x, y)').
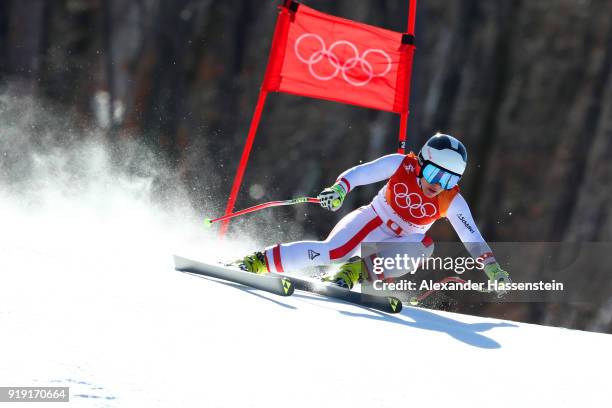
top-left (392, 183), bottom-right (437, 219)
top-left (294, 33), bottom-right (392, 87)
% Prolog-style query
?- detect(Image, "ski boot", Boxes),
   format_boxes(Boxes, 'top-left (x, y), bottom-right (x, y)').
top-left (322, 257), bottom-right (366, 290)
top-left (233, 251), bottom-right (269, 274)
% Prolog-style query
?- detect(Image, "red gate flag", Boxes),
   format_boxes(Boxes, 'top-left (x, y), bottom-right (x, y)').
top-left (220, 0), bottom-right (417, 236)
top-left (263, 2), bottom-right (414, 114)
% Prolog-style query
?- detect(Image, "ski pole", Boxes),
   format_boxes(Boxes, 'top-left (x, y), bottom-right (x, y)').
top-left (204, 197), bottom-right (320, 227)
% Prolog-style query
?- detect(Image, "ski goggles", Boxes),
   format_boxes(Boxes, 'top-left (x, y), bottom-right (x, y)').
top-left (421, 163), bottom-right (461, 190)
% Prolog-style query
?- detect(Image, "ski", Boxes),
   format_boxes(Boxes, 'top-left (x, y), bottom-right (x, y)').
top-left (289, 276), bottom-right (403, 314)
top-left (174, 255), bottom-right (401, 313)
top-left (173, 255), bottom-right (294, 296)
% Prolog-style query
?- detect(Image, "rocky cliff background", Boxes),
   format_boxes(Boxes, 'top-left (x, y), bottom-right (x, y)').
top-left (1, 0), bottom-right (611, 332)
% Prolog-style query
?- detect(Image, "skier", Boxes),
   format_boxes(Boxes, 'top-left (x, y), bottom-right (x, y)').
top-left (235, 133), bottom-right (511, 292)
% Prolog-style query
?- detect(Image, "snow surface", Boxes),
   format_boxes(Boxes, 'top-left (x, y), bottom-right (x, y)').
top-left (1, 142), bottom-right (611, 408)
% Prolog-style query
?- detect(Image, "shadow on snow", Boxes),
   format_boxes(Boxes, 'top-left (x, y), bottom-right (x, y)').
top-left (181, 272), bottom-right (517, 349)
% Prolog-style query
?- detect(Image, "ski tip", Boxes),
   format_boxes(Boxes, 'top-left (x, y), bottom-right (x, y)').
top-left (173, 255), bottom-right (188, 270)
top-left (203, 217), bottom-right (213, 228)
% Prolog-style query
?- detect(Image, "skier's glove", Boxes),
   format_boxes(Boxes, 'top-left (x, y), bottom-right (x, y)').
top-left (484, 262), bottom-right (512, 298)
top-left (317, 183), bottom-right (347, 212)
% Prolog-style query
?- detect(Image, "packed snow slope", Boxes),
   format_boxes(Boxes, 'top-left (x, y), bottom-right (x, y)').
top-left (0, 141), bottom-right (610, 408)
top-left (2, 223), bottom-right (611, 407)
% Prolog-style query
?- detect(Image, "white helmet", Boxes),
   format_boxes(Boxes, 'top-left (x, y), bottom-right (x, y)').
top-left (418, 133), bottom-right (467, 176)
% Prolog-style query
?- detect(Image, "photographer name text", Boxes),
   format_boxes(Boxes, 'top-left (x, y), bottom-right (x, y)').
top-left (373, 279), bottom-right (564, 292)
